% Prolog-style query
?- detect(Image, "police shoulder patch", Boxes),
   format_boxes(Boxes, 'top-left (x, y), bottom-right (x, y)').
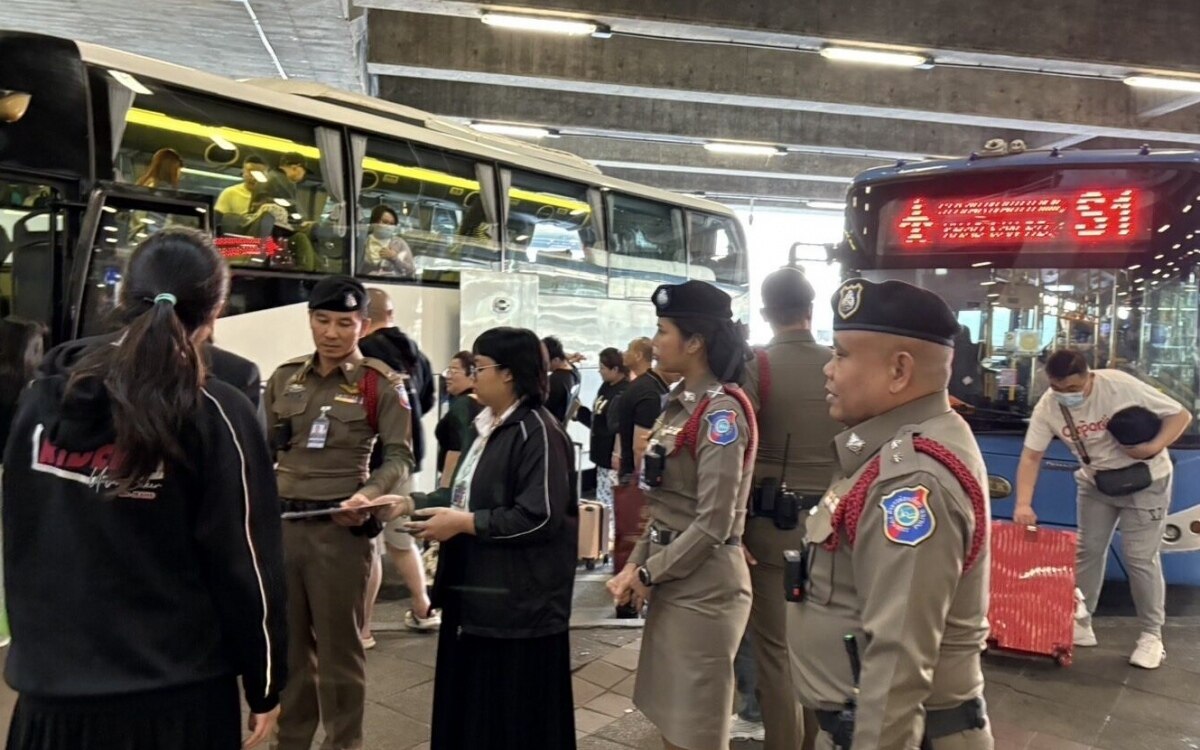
top-left (879, 484), bottom-right (936, 546)
top-left (706, 409), bottom-right (739, 446)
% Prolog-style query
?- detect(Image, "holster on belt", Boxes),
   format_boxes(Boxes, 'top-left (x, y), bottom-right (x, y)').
top-left (815, 696), bottom-right (988, 749)
top-left (751, 481), bottom-right (820, 531)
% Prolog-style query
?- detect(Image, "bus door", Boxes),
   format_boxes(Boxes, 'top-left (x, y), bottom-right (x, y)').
top-left (0, 175), bottom-right (75, 340)
top-left (69, 183), bottom-right (213, 339)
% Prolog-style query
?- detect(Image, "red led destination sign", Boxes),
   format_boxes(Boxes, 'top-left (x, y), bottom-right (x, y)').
top-left (888, 188), bottom-right (1149, 250)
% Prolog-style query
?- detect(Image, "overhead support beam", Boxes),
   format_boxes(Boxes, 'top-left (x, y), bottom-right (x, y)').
top-left (367, 13), bottom-right (1200, 145)
top-left (598, 168), bottom-right (850, 202)
top-left (379, 78), bottom-right (1013, 161)
top-left (358, 0), bottom-right (1200, 74)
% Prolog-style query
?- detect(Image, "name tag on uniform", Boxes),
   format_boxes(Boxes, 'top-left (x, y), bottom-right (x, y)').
top-left (307, 406), bottom-right (332, 449)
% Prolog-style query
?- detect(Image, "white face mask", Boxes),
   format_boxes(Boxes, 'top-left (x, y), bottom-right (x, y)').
top-left (1055, 391), bottom-right (1086, 409)
top-left (370, 223), bottom-right (396, 241)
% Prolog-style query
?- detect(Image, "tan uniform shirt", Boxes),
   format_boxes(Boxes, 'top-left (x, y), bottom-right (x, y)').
top-left (742, 329), bottom-right (839, 494)
top-left (791, 392), bottom-right (990, 750)
top-left (265, 352), bottom-right (414, 502)
top-left (628, 378), bottom-right (755, 583)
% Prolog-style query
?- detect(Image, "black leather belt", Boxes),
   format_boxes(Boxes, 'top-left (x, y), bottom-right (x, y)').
top-left (280, 499), bottom-right (337, 522)
top-left (816, 697), bottom-right (986, 745)
top-left (648, 525), bottom-right (741, 547)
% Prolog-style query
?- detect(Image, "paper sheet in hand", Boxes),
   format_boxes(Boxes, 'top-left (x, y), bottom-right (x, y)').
top-left (280, 497), bottom-right (404, 520)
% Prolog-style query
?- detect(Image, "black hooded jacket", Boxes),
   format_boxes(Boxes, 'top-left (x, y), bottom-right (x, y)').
top-left (1, 337), bottom-right (287, 711)
top-left (360, 326), bottom-right (434, 467)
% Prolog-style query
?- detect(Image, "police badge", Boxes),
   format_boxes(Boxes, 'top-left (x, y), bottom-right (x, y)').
top-left (837, 283), bottom-right (863, 320)
top-left (344, 292), bottom-right (357, 309)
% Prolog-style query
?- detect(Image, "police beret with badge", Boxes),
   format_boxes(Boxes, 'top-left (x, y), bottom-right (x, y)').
top-left (652, 280), bottom-right (733, 320)
top-left (309, 275), bottom-right (368, 314)
top-left (761, 266), bottom-right (815, 311)
top-left (832, 277), bottom-right (959, 346)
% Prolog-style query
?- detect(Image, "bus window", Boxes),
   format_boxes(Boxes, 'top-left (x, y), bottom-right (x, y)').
top-left (607, 193), bottom-right (686, 299)
top-left (109, 79), bottom-right (348, 274)
top-left (78, 200), bottom-right (204, 337)
top-left (357, 137), bottom-right (498, 284)
top-left (687, 211), bottom-right (748, 291)
top-left (0, 180), bottom-right (60, 327)
top-left (505, 170), bottom-right (605, 297)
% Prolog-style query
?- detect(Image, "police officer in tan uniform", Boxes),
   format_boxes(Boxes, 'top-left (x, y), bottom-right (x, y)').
top-left (789, 278), bottom-right (993, 750)
top-left (741, 267), bottom-right (841, 750)
top-left (265, 276), bottom-right (415, 750)
top-left (607, 280), bottom-right (757, 750)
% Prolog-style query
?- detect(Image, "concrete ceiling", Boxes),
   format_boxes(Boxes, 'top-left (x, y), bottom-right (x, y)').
top-left (359, 0), bottom-right (1200, 205)
top-left (0, 0), bottom-right (367, 92)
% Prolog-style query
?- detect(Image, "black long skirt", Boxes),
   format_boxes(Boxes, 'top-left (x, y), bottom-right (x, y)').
top-left (6, 677), bottom-right (241, 750)
top-left (430, 623), bottom-right (576, 750)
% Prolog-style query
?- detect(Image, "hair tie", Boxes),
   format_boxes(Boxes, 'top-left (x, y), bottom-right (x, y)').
top-left (153, 293), bottom-right (177, 306)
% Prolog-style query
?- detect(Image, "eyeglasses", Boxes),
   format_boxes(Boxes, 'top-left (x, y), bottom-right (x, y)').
top-left (469, 364), bottom-right (501, 378)
top-left (442, 367), bottom-right (465, 377)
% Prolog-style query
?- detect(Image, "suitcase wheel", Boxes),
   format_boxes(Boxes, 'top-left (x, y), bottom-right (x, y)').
top-left (585, 559), bottom-right (596, 571)
top-left (1053, 646), bottom-right (1072, 667)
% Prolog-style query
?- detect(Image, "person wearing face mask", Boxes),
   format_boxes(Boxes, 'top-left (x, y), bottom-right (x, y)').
top-left (363, 205), bottom-right (416, 278)
top-left (1013, 349), bottom-right (1191, 670)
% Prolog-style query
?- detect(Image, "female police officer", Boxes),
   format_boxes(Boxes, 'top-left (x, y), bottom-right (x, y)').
top-left (607, 280), bottom-right (757, 750)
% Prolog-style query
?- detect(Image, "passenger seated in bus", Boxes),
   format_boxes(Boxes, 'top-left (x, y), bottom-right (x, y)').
top-left (248, 152), bottom-right (317, 271)
top-left (215, 154), bottom-right (268, 218)
top-left (135, 148), bottom-right (182, 190)
top-left (361, 205), bottom-right (415, 278)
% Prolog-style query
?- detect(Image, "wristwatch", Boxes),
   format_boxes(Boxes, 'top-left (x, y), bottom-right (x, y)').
top-left (637, 566), bottom-right (653, 587)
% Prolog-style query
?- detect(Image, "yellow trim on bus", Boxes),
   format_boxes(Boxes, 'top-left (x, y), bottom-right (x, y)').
top-left (124, 108), bottom-right (591, 216)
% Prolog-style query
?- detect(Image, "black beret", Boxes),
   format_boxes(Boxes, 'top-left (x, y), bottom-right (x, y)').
top-left (652, 280), bottom-right (732, 320)
top-left (832, 277), bottom-right (959, 346)
top-left (762, 267), bottom-right (815, 311)
top-left (308, 275), bottom-right (368, 313)
top-left (1107, 406), bottom-right (1163, 447)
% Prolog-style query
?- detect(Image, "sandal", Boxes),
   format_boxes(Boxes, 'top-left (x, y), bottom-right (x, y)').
top-left (404, 607), bottom-right (442, 632)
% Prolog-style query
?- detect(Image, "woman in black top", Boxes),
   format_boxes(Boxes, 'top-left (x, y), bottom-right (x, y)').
top-left (542, 335), bottom-right (581, 424)
top-left (1, 228), bottom-right (287, 750)
top-left (407, 327), bottom-right (578, 750)
top-left (433, 351), bottom-right (480, 482)
top-left (578, 347), bottom-right (629, 516)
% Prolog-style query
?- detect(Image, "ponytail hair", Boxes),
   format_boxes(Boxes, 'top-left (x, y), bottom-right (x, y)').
top-left (672, 316), bottom-right (749, 384)
top-left (68, 227), bottom-right (229, 489)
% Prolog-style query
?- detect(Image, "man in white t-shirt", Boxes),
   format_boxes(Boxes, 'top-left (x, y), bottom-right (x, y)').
top-left (1013, 350), bottom-right (1192, 669)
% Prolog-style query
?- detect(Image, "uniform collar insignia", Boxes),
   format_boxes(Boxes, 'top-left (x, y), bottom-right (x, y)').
top-left (837, 283), bottom-right (863, 320)
top-left (682, 390), bottom-right (697, 402)
top-left (846, 432), bottom-right (866, 454)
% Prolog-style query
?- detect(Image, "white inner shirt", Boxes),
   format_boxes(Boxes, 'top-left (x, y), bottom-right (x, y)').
top-left (1023, 369), bottom-right (1185, 482)
top-left (450, 401), bottom-right (519, 511)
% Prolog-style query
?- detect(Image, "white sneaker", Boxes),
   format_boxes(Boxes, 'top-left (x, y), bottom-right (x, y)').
top-left (729, 715), bottom-right (765, 742)
top-left (1073, 619), bottom-right (1098, 647)
top-left (1130, 633), bottom-right (1165, 669)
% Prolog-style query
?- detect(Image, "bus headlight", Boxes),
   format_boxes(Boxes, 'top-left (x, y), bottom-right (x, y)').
top-left (0, 90), bottom-right (31, 124)
top-left (988, 475), bottom-right (1013, 499)
top-left (1163, 524), bottom-right (1182, 544)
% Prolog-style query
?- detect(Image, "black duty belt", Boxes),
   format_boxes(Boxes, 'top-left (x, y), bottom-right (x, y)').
top-left (280, 499), bottom-right (338, 522)
top-left (648, 525), bottom-right (740, 547)
top-left (816, 696), bottom-right (987, 745)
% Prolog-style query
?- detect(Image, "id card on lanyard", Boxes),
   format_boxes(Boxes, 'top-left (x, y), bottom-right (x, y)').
top-left (307, 406), bottom-right (332, 449)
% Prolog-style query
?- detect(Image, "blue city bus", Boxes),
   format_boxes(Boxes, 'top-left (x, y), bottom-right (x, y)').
top-left (832, 148), bottom-right (1200, 585)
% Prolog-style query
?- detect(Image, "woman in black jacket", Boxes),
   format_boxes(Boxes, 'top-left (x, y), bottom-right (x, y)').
top-left (407, 327), bottom-right (578, 750)
top-left (1, 228), bottom-right (287, 750)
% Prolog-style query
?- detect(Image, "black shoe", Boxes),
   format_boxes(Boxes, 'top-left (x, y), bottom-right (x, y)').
top-left (614, 603), bottom-right (640, 619)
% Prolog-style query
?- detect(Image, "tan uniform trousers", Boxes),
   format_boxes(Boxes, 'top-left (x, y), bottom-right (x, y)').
top-left (744, 517), bottom-right (817, 750)
top-left (275, 520), bottom-right (373, 750)
top-left (815, 726), bottom-right (995, 750)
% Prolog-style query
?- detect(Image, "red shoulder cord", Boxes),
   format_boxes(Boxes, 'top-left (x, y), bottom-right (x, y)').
top-left (752, 347), bottom-right (771, 411)
top-left (825, 436), bottom-right (987, 572)
top-left (361, 368), bottom-right (380, 434)
top-left (671, 384), bottom-right (760, 471)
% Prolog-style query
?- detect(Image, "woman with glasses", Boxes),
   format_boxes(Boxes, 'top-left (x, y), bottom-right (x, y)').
top-left (607, 280), bottom-right (757, 750)
top-left (405, 327), bottom-right (578, 750)
top-left (434, 352), bottom-right (481, 488)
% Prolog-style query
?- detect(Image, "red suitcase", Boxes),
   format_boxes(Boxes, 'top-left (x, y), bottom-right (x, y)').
top-left (612, 480), bottom-right (650, 573)
top-left (988, 521), bottom-right (1077, 666)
